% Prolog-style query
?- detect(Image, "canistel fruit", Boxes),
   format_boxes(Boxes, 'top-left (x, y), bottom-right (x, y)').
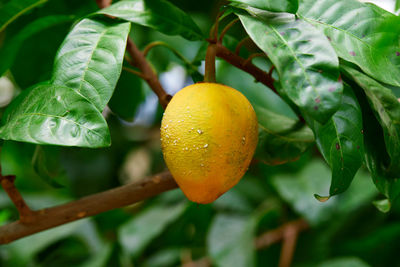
top-left (160, 83), bottom-right (258, 204)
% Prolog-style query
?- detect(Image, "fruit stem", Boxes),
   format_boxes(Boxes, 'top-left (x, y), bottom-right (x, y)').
top-left (204, 42), bottom-right (217, 83)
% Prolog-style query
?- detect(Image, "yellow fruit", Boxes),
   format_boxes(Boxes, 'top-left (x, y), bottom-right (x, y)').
top-left (160, 83), bottom-right (258, 204)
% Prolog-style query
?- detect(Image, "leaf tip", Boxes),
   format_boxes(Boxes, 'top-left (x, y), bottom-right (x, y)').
top-left (314, 194), bottom-right (330, 202)
top-left (373, 199), bottom-right (391, 213)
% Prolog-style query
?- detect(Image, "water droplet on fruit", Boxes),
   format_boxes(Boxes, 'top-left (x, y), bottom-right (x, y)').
top-left (204, 144), bottom-right (208, 148)
top-left (197, 129), bottom-right (203, 134)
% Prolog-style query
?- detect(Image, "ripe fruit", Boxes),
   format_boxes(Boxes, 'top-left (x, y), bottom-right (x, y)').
top-left (160, 82), bottom-right (258, 204)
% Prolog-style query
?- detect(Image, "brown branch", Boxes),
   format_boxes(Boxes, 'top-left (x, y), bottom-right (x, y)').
top-left (0, 175), bottom-right (35, 223)
top-left (243, 53), bottom-right (268, 66)
top-left (235, 36), bottom-right (250, 55)
top-left (126, 39), bottom-right (171, 109)
top-left (0, 172), bottom-right (178, 244)
top-left (255, 219), bottom-right (309, 249)
top-left (96, 0), bottom-right (112, 9)
top-left (218, 18), bottom-right (239, 42)
top-left (279, 223), bottom-right (300, 267)
top-left (215, 43), bottom-right (276, 93)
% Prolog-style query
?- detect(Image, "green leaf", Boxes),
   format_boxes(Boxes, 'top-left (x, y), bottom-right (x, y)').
top-left (271, 160), bottom-right (377, 225)
top-left (0, 0), bottom-right (48, 33)
top-left (0, 15), bottom-right (74, 77)
top-left (239, 15), bottom-right (343, 124)
top-left (354, 81), bottom-right (400, 203)
top-left (32, 145), bottom-right (66, 188)
top-left (297, 0), bottom-right (400, 87)
top-left (207, 214), bottom-right (256, 267)
top-left (306, 85), bottom-right (364, 197)
top-left (396, 0), bottom-right (400, 13)
top-left (0, 83), bottom-right (110, 147)
top-left (95, 0), bottom-right (203, 41)
top-left (52, 18), bottom-right (131, 111)
top-left (373, 199), bottom-right (391, 213)
top-left (119, 201), bottom-right (187, 257)
top-left (255, 105), bottom-right (314, 165)
top-left (341, 65), bottom-right (400, 177)
top-left (229, 0), bottom-right (298, 13)
top-left (317, 257), bottom-right (371, 267)
top-left (108, 68), bottom-right (144, 121)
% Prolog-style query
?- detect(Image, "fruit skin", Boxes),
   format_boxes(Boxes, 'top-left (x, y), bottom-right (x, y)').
top-left (160, 82), bottom-right (258, 204)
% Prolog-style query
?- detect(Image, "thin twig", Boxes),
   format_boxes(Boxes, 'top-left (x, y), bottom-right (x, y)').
top-left (255, 219), bottom-right (308, 249)
top-left (0, 174), bottom-right (35, 223)
top-left (279, 224), bottom-right (300, 267)
top-left (0, 172), bottom-right (178, 244)
top-left (243, 53), bottom-right (268, 66)
top-left (218, 18), bottom-right (239, 42)
top-left (122, 66), bottom-right (146, 79)
top-left (126, 39), bottom-right (172, 108)
top-left (143, 41), bottom-right (165, 57)
top-left (235, 36), bottom-right (250, 55)
top-left (95, 0), bottom-right (112, 9)
top-left (268, 65), bottom-right (275, 77)
top-left (215, 42), bottom-right (276, 92)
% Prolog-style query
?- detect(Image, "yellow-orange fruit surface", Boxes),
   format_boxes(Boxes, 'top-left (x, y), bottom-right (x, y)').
top-left (160, 83), bottom-right (258, 204)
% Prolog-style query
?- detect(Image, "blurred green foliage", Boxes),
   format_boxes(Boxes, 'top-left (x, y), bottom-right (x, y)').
top-left (1, 0), bottom-right (400, 266)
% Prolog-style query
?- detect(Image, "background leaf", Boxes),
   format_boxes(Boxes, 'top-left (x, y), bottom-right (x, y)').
top-left (239, 14), bottom-right (343, 123)
top-left (119, 201), bottom-right (188, 258)
top-left (32, 145), bottom-right (66, 188)
top-left (271, 160), bottom-right (377, 225)
top-left (96, 0), bottom-right (203, 41)
top-left (52, 18), bottom-right (131, 111)
top-left (0, 84), bottom-right (110, 147)
top-left (0, 15), bottom-right (74, 77)
top-left (0, 0), bottom-right (48, 32)
top-left (255, 105), bottom-right (314, 165)
top-left (229, 0), bottom-right (298, 13)
top-left (108, 68), bottom-right (145, 121)
top-left (207, 214), bottom-right (256, 267)
top-left (297, 0), bottom-right (400, 87)
top-left (306, 85), bottom-right (364, 197)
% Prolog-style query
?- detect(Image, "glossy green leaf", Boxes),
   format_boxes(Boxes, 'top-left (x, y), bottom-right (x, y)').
top-left (297, 0), bottom-right (400, 87)
top-left (52, 18), bottom-right (131, 111)
top-left (355, 84), bottom-right (400, 203)
top-left (96, 0), bottom-right (203, 41)
top-left (119, 201), bottom-right (187, 257)
top-left (341, 66), bottom-right (400, 177)
top-left (255, 105), bottom-right (314, 165)
top-left (239, 15), bottom-right (343, 124)
top-left (306, 85), bottom-right (364, 197)
top-left (396, 0), bottom-right (400, 13)
top-left (0, 15), bottom-right (74, 77)
top-left (207, 214), bottom-right (256, 267)
top-left (0, 84), bottom-right (110, 147)
top-left (230, 0), bottom-right (298, 13)
top-left (0, 0), bottom-right (48, 33)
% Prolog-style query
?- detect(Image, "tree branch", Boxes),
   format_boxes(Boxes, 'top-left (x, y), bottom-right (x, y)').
top-left (126, 39), bottom-right (172, 109)
top-left (0, 172), bottom-right (177, 244)
top-left (255, 219), bottom-right (308, 249)
top-left (215, 43), bottom-right (276, 93)
top-left (0, 174), bottom-right (35, 223)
